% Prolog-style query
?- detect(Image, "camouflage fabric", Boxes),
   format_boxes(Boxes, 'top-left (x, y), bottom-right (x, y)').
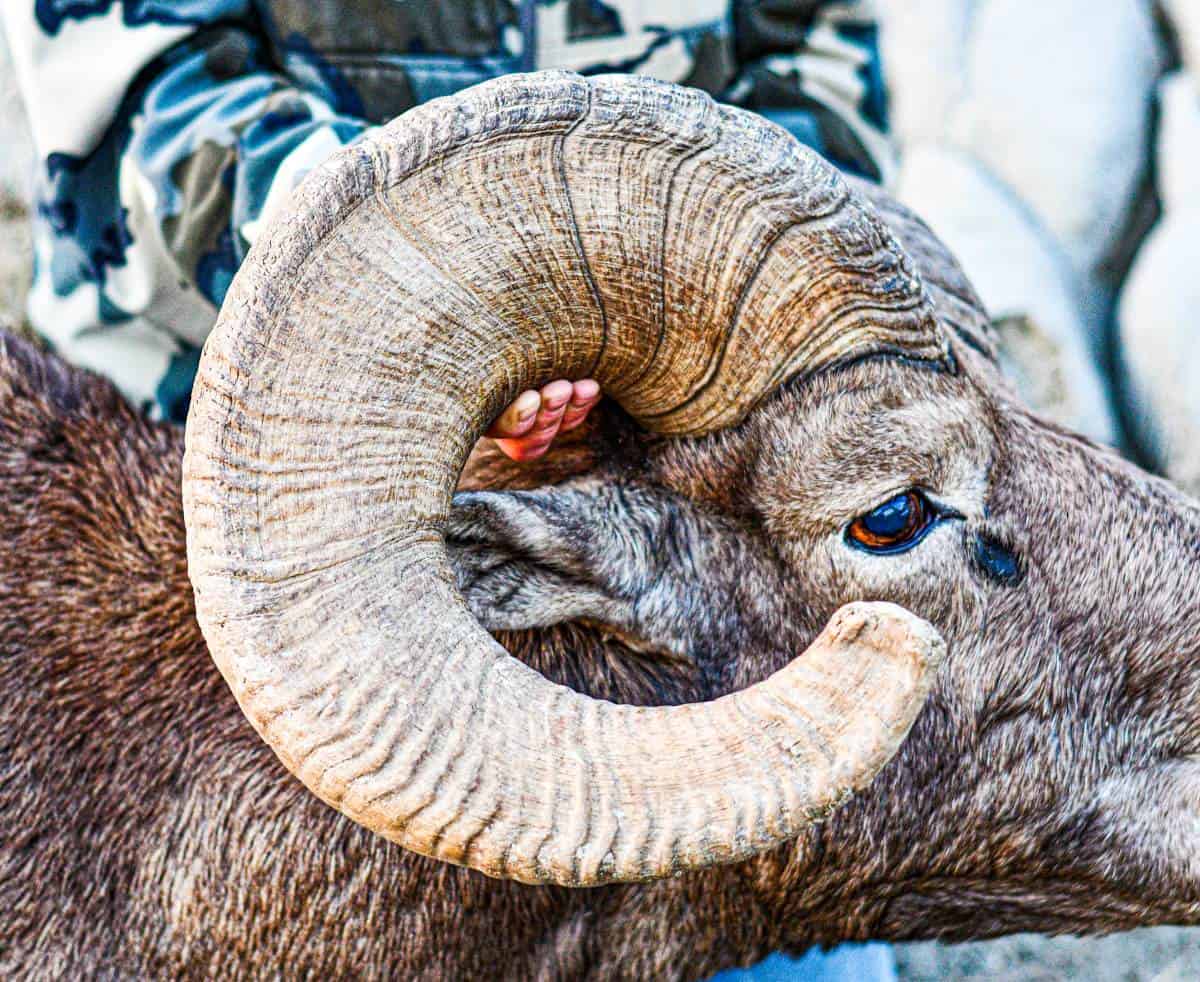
top-left (3, 0), bottom-right (892, 423)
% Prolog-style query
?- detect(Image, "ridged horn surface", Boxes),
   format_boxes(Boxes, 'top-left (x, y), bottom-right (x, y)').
top-left (183, 72), bottom-right (949, 886)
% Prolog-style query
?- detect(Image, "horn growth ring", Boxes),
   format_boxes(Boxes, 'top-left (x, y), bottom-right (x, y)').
top-left (183, 72), bottom-right (948, 885)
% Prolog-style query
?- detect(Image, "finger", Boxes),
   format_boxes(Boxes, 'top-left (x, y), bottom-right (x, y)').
top-left (486, 389), bottom-right (541, 439)
top-left (493, 436), bottom-right (555, 462)
top-left (495, 380), bottom-right (573, 461)
top-left (559, 379), bottom-right (601, 433)
top-left (524, 379), bottom-right (572, 439)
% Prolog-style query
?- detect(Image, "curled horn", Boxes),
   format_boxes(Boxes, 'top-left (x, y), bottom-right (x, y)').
top-left (182, 72), bottom-right (949, 886)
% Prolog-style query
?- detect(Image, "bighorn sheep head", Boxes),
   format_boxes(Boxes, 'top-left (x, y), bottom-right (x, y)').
top-left (181, 72), bottom-right (1200, 912)
top-left (182, 72), bottom-right (949, 886)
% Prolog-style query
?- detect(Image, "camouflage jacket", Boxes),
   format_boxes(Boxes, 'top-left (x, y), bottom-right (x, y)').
top-left (3, 1), bottom-right (891, 422)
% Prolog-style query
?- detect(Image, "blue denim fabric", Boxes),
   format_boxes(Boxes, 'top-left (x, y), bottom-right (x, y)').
top-left (709, 943), bottom-right (897, 982)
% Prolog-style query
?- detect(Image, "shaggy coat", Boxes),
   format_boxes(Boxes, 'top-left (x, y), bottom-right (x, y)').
top-left (2, 322), bottom-right (1200, 978)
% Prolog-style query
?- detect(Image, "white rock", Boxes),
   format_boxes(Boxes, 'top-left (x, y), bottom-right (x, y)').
top-left (877, 0), bottom-right (972, 148)
top-left (0, 16), bottom-right (34, 204)
top-left (961, 0), bottom-right (1162, 280)
top-left (897, 143), bottom-right (1118, 445)
top-left (1156, 70), bottom-right (1200, 213)
top-left (1164, 0), bottom-right (1200, 75)
top-left (880, 0), bottom-right (1163, 294)
top-left (0, 204), bottom-right (32, 334)
top-left (1117, 72), bottom-right (1200, 495)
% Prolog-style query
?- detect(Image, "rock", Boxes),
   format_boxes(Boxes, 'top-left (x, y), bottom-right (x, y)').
top-left (0, 197), bottom-right (33, 336)
top-left (896, 143), bottom-right (1118, 445)
top-left (0, 16), bottom-right (35, 204)
top-left (898, 926), bottom-right (1200, 981)
top-left (1165, 0), bottom-right (1200, 75)
top-left (961, 0), bottom-right (1162, 280)
top-left (878, 0), bottom-right (973, 148)
top-left (880, 0), bottom-right (1163, 310)
top-left (1117, 72), bottom-right (1200, 496)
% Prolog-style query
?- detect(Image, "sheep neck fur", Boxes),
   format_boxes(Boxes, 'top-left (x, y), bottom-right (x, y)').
top-left (3, 331), bottom-right (1200, 979)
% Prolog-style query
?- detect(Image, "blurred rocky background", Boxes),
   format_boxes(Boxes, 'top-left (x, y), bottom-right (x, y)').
top-left (2, 4), bottom-right (1199, 979)
top-left (0, 14), bottom-right (32, 338)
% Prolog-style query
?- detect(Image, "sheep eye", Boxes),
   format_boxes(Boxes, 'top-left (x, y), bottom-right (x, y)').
top-left (846, 490), bottom-right (933, 554)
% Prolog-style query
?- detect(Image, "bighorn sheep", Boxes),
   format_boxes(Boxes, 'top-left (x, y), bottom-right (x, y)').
top-left (3, 72), bottom-right (1200, 979)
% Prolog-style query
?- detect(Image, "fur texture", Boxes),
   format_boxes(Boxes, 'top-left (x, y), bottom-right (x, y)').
top-left (3, 323), bottom-right (1200, 979)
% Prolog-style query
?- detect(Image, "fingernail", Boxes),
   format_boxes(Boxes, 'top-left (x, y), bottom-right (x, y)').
top-left (542, 380), bottom-right (573, 408)
top-left (515, 392), bottom-right (540, 419)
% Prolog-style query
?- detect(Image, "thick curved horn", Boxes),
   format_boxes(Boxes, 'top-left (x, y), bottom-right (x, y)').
top-left (183, 72), bottom-right (949, 886)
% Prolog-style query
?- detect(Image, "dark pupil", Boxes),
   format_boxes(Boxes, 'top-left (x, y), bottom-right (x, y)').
top-left (863, 493), bottom-right (914, 538)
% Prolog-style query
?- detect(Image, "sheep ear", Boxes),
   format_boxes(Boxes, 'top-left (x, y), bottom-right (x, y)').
top-left (447, 481), bottom-right (728, 663)
top-left (446, 485), bottom-right (644, 636)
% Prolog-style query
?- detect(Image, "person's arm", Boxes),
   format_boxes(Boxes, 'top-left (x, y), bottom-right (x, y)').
top-left (2, 6), bottom-right (369, 420)
top-left (726, 0), bottom-right (894, 183)
top-left (124, 27), bottom-right (373, 311)
top-left (3, 5), bottom-right (603, 442)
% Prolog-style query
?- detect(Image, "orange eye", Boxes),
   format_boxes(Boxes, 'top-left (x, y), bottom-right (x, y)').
top-left (846, 490), bottom-right (932, 554)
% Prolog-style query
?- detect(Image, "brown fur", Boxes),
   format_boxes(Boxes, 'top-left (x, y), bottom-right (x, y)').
top-left (3, 315), bottom-right (1200, 979)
